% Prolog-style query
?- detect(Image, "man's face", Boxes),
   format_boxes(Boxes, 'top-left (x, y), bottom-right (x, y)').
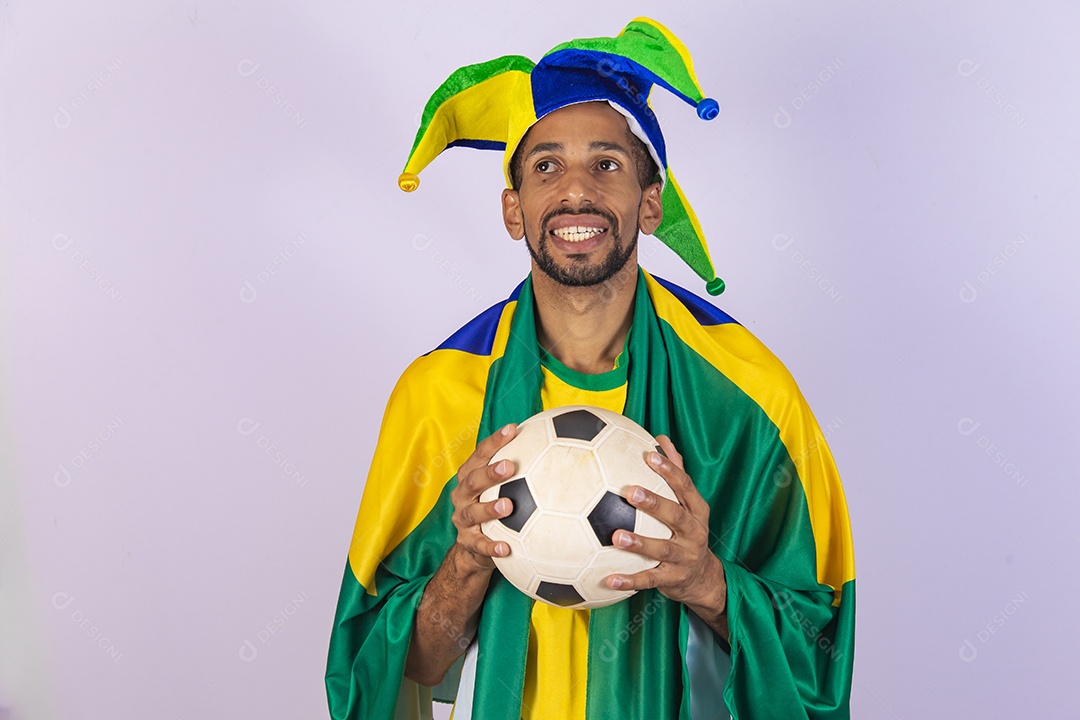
top-left (501, 102), bottom-right (663, 289)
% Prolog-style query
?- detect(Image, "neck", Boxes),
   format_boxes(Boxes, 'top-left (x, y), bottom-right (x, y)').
top-left (531, 262), bottom-right (638, 375)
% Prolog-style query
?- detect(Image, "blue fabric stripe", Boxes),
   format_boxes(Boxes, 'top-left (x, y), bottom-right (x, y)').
top-left (430, 281), bottom-right (524, 355)
top-left (446, 139), bottom-right (507, 151)
top-left (652, 274), bottom-right (739, 327)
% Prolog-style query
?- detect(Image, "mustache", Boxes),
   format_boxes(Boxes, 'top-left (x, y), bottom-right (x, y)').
top-left (540, 207), bottom-right (619, 236)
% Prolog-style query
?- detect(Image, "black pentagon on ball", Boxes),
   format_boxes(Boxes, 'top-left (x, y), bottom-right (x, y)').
top-left (497, 477), bottom-right (537, 533)
top-left (536, 581), bottom-right (585, 607)
top-left (552, 408), bottom-right (606, 442)
top-left (587, 491), bottom-right (638, 546)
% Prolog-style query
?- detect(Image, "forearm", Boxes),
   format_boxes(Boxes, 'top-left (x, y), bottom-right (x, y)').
top-left (404, 544), bottom-right (493, 687)
top-left (684, 553), bottom-right (730, 644)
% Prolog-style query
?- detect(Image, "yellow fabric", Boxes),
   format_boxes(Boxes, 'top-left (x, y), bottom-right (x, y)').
top-left (348, 301), bottom-right (519, 593)
top-left (641, 273), bottom-right (855, 601)
top-left (521, 601), bottom-right (592, 720)
top-left (519, 364), bottom-right (628, 720)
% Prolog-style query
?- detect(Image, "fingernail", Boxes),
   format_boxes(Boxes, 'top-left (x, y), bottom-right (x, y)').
top-left (631, 487), bottom-right (646, 503)
top-left (648, 452), bottom-right (663, 467)
top-left (610, 577), bottom-right (623, 589)
top-left (616, 531), bottom-right (633, 548)
top-left (501, 424), bottom-right (511, 436)
top-left (496, 459), bottom-right (509, 474)
top-left (498, 543), bottom-right (509, 556)
top-left (495, 498), bottom-right (509, 514)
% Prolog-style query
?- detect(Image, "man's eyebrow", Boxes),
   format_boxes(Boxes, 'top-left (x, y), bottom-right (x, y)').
top-left (523, 140), bottom-right (632, 158)
top-left (589, 140), bottom-right (631, 154)
top-left (524, 142), bottom-right (564, 159)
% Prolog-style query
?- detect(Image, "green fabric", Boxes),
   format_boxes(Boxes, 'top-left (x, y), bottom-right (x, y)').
top-left (327, 268), bottom-right (855, 719)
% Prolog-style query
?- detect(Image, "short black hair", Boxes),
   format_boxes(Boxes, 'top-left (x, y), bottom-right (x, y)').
top-left (508, 123), bottom-right (660, 191)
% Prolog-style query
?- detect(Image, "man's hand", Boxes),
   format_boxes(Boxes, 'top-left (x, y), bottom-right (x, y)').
top-left (450, 423), bottom-right (519, 573)
top-left (604, 435), bottom-right (730, 640)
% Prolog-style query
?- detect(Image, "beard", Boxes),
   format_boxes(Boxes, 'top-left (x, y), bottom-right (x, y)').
top-left (524, 206), bottom-right (639, 288)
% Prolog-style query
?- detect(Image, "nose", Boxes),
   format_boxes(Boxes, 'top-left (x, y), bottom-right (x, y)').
top-left (560, 162), bottom-right (595, 207)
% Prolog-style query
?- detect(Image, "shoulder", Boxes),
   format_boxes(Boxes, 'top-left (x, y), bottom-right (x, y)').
top-left (644, 272), bottom-right (801, 397)
top-left (647, 273), bottom-right (740, 327)
top-left (389, 283), bottom-right (525, 406)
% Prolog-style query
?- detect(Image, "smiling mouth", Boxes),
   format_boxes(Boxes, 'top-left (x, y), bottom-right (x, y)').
top-left (550, 226), bottom-right (607, 243)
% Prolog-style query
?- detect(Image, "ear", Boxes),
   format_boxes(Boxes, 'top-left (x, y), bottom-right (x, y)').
top-left (638, 181), bottom-right (663, 235)
top-left (501, 188), bottom-right (525, 240)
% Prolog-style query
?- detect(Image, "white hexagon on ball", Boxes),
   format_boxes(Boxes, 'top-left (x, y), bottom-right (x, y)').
top-left (526, 444), bottom-right (606, 514)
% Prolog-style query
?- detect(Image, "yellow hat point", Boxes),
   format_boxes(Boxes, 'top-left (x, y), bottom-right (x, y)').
top-left (398, 172), bottom-right (420, 192)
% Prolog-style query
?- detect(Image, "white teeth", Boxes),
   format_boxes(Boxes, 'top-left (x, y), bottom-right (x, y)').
top-left (552, 226), bottom-right (605, 243)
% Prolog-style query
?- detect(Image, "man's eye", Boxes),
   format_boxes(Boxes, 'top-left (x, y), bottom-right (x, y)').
top-left (535, 160), bottom-right (555, 173)
top-left (598, 159), bottom-right (620, 171)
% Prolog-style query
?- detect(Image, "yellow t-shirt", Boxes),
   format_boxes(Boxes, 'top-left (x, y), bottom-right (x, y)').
top-left (520, 342), bottom-right (629, 720)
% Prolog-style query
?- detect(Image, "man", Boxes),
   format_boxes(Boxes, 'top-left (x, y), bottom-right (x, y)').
top-left (327, 18), bottom-right (855, 720)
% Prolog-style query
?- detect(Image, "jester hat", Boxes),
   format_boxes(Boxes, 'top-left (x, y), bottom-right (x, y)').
top-left (399, 17), bottom-right (726, 295)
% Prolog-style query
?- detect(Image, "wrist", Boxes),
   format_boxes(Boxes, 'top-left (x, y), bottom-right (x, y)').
top-left (451, 543), bottom-right (497, 581)
top-left (688, 555), bottom-right (727, 626)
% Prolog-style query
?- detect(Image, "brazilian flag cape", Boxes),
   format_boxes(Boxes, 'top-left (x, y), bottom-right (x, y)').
top-left (326, 269), bottom-right (856, 719)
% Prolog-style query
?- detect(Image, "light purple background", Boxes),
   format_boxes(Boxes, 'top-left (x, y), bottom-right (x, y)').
top-left (2, 2), bottom-right (1077, 718)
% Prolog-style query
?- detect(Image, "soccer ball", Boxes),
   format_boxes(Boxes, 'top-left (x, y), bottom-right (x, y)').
top-left (479, 405), bottom-right (678, 609)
